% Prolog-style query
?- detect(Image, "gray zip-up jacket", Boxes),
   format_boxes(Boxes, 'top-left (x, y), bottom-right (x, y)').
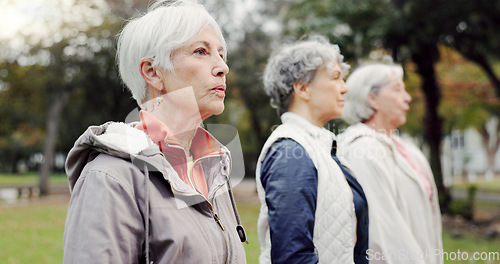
top-left (63, 121), bottom-right (247, 264)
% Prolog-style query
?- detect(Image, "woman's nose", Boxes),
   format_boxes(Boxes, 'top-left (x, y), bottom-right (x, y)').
top-left (212, 56), bottom-right (229, 77)
top-left (404, 90), bottom-right (412, 103)
top-left (341, 80), bottom-right (348, 94)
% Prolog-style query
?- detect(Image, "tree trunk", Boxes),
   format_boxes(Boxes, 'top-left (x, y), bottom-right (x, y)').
top-left (411, 44), bottom-right (451, 213)
top-left (479, 118), bottom-right (500, 181)
top-left (39, 91), bottom-right (70, 196)
top-left (10, 152), bottom-right (20, 174)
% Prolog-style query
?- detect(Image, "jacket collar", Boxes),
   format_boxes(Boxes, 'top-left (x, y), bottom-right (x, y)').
top-left (341, 123), bottom-right (394, 147)
top-left (135, 110), bottom-right (224, 160)
top-left (281, 112), bottom-right (336, 150)
top-left (340, 123), bottom-right (429, 191)
top-left (65, 115), bottom-right (228, 198)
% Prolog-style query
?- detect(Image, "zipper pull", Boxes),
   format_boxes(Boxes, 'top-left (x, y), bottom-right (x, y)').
top-left (213, 213), bottom-right (225, 231)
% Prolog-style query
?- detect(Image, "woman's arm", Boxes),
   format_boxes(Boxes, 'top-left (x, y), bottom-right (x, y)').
top-left (261, 139), bottom-right (319, 264)
top-left (63, 167), bottom-right (144, 264)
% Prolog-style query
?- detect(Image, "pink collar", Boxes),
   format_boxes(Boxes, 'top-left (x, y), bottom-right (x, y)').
top-left (135, 110), bottom-right (223, 159)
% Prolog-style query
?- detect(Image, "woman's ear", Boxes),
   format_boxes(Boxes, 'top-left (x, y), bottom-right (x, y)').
top-left (139, 58), bottom-right (164, 92)
top-left (367, 92), bottom-right (379, 111)
top-left (292, 81), bottom-right (310, 101)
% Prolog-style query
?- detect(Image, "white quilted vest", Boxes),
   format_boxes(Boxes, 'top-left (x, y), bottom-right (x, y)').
top-left (256, 112), bottom-right (356, 264)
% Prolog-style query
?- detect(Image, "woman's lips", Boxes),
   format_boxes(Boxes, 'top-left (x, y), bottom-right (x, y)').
top-left (211, 85), bottom-right (226, 97)
top-left (212, 85), bottom-right (226, 92)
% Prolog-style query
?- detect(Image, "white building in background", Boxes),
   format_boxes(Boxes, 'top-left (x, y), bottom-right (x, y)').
top-left (442, 127), bottom-right (500, 186)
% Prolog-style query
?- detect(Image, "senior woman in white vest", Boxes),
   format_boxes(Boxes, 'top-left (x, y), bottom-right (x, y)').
top-left (256, 35), bottom-right (369, 264)
top-left (337, 62), bottom-right (443, 264)
top-left (63, 1), bottom-right (247, 263)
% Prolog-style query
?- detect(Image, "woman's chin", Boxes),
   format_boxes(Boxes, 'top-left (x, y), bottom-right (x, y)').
top-left (396, 116), bottom-right (407, 128)
top-left (208, 104), bottom-right (225, 116)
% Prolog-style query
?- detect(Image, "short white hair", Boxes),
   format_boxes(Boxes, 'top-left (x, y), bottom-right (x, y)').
top-left (263, 35), bottom-right (350, 116)
top-left (342, 62), bottom-right (404, 124)
top-left (116, 0), bottom-right (227, 105)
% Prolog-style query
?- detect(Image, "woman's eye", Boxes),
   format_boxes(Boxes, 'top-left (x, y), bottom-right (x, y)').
top-left (194, 48), bottom-right (208, 55)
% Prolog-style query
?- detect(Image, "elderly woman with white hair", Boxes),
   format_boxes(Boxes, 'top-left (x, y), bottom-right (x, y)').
top-left (63, 0), bottom-right (247, 263)
top-left (337, 63), bottom-right (443, 264)
top-left (256, 35), bottom-right (369, 264)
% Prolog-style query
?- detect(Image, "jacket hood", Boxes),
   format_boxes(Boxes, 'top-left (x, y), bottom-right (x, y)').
top-left (65, 122), bottom-right (163, 191)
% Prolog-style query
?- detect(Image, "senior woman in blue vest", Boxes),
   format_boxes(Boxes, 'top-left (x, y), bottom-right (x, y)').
top-left (256, 35), bottom-right (369, 264)
top-left (338, 63), bottom-right (442, 264)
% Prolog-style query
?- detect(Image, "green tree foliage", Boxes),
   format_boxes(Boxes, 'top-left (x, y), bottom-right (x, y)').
top-left (54, 20), bottom-right (138, 152)
top-left (437, 0), bottom-right (500, 98)
top-left (36, 19), bottom-right (137, 194)
top-left (284, 0), bottom-right (394, 61)
top-left (0, 61), bottom-right (46, 173)
top-left (437, 47), bottom-right (500, 177)
top-left (0, 11), bottom-right (136, 194)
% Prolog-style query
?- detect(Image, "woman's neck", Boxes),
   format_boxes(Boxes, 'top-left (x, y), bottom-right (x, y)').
top-left (149, 103), bottom-right (202, 154)
top-left (288, 103), bottom-right (326, 128)
top-left (164, 118), bottom-right (199, 153)
top-left (364, 116), bottom-right (397, 138)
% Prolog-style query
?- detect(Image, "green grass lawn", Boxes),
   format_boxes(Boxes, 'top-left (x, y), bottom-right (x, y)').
top-left (0, 202), bottom-right (67, 264)
top-left (442, 230), bottom-right (500, 264)
top-left (238, 202), bottom-right (261, 264)
top-left (452, 178), bottom-right (500, 193)
top-left (1, 199), bottom-right (499, 264)
top-left (0, 173), bottom-right (68, 187)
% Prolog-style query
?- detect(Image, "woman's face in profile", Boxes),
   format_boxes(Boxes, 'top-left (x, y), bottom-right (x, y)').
top-left (371, 73), bottom-right (412, 129)
top-left (159, 26), bottom-right (229, 120)
top-left (307, 62), bottom-right (348, 123)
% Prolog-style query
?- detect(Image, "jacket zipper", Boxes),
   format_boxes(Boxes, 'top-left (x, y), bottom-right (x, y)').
top-left (196, 158), bottom-right (230, 264)
top-left (209, 200), bottom-right (229, 264)
top-left (168, 144), bottom-right (230, 264)
top-left (213, 212), bottom-right (225, 231)
top-left (163, 180), bottom-right (230, 264)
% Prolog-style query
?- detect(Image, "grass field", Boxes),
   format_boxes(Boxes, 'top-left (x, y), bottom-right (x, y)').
top-left (1, 200), bottom-right (500, 264)
top-left (452, 178), bottom-right (500, 193)
top-left (0, 201), bottom-right (67, 264)
top-left (1, 175), bottom-right (500, 263)
top-left (0, 173), bottom-right (68, 186)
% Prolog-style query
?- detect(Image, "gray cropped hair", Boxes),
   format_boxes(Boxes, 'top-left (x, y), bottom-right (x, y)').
top-left (116, 0), bottom-right (227, 105)
top-left (342, 62), bottom-right (404, 124)
top-left (262, 35), bottom-right (350, 116)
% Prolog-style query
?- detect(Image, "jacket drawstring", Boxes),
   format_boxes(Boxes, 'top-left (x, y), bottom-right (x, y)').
top-left (143, 164), bottom-right (152, 264)
top-left (220, 155), bottom-right (248, 244)
top-left (224, 174), bottom-right (248, 244)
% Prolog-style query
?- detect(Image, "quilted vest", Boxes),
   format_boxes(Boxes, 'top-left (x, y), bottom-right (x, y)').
top-left (256, 112), bottom-right (356, 264)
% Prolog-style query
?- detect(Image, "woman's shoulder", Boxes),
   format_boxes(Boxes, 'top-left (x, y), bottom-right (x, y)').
top-left (265, 138), bottom-right (311, 162)
top-left (337, 131), bottom-right (395, 168)
top-left (260, 138), bottom-right (317, 187)
top-left (338, 134), bottom-right (390, 155)
top-left (79, 153), bottom-right (145, 191)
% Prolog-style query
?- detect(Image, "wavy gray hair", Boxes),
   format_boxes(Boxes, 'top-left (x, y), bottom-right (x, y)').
top-left (342, 62), bottom-right (404, 124)
top-left (262, 35), bottom-right (350, 116)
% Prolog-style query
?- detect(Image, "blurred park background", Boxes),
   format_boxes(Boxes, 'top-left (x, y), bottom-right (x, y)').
top-left (0, 0), bottom-right (499, 263)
